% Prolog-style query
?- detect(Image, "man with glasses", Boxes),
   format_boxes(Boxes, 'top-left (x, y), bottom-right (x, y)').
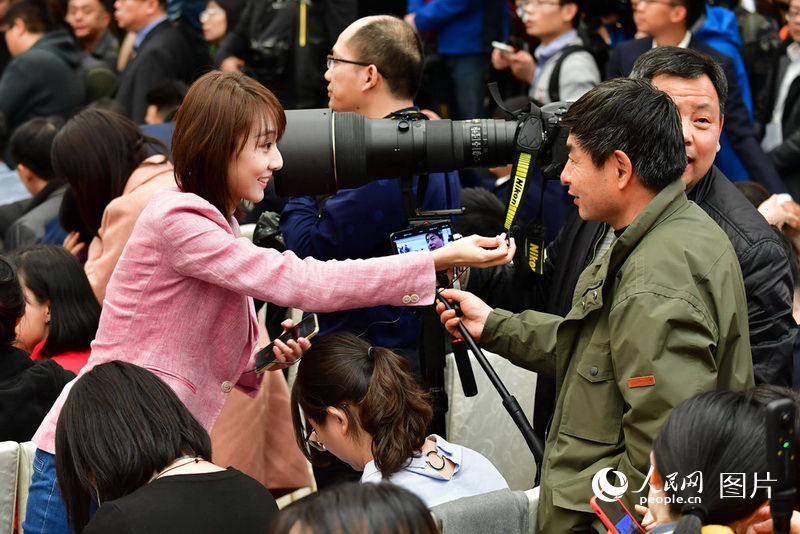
top-left (280, 13), bottom-right (459, 410)
top-left (281, 15), bottom-right (460, 489)
top-left (607, 0), bottom-right (787, 194)
top-left (492, 0), bottom-right (600, 104)
top-left (756, 0), bottom-right (800, 197)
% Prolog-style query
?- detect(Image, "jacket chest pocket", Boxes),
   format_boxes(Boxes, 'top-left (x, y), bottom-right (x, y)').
top-left (559, 343), bottom-right (623, 445)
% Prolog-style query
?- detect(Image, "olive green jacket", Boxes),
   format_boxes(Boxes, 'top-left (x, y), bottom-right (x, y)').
top-left (481, 179), bottom-right (754, 533)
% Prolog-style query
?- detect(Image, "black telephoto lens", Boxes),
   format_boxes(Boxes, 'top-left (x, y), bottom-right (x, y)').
top-left (274, 109), bottom-right (518, 196)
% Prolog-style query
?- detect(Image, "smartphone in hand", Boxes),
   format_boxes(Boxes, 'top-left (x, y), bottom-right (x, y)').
top-left (492, 40), bottom-right (517, 53)
top-left (590, 496), bottom-right (646, 534)
top-left (254, 313), bottom-right (319, 373)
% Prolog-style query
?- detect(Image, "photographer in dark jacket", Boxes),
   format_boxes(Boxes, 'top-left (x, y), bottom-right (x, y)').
top-left (755, 0), bottom-right (800, 198)
top-left (471, 47), bottom-right (795, 437)
top-left (215, 0), bottom-right (356, 109)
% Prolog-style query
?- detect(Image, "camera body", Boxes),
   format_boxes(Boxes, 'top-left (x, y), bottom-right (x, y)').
top-left (274, 103), bottom-right (569, 198)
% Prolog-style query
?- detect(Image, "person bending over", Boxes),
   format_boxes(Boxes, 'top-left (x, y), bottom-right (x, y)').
top-left (291, 331), bottom-right (509, 507)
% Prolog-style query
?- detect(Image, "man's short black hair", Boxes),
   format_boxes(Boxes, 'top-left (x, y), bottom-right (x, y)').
top-left (10, 116), bottom-right (64, 180)
top-left (3, 0), bottom-right (55, 33)
top-left (678, 0), bottom-right (706, 30)
top-left (560, 0), bottom-right (583, 28)
top-left (630, 46), bottom-right (727, 115)
top-left (145, 80), bottom-right (188, 121)
top-left (347, 15), bottom-right (423, 101)
top-left (561, 78), bottom-right (687, 191)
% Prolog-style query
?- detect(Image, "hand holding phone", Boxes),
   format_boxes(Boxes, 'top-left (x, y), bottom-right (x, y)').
top-left (492, 40), bottom-right (517, 53)
top-left (254, 314), bottom-right (319, 373)
top-left (591, 496), bottom-right (646, 534)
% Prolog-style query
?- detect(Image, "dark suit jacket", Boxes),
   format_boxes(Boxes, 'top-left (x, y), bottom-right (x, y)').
top-left (755, 39), bottom-right (800, 195)
top-left (607, 36), bottom-right (787, 193)
top-left (114, 19), bottom-right (198, 124)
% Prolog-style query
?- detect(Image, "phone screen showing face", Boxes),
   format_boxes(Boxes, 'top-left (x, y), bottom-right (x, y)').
top-left (390, 222), bottom-right (454, 254)
top-left (590, 497), bottom-right (645, 534)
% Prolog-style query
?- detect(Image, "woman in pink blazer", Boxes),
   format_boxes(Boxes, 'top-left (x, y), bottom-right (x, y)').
top-left (24, 71), bottom-right (514, 534)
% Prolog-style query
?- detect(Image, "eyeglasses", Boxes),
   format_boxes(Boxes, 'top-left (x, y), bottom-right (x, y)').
top-left (326, 55), bottom-right (389, 79)
top-left (305, 426), bottom-right (326, 452)
top-left (199, 7), bottom-right (222, 22)
top-left (524, 0), bottom-right (560, 8)
top-left (634, 0), bottom-right (679, 7)
top-left (786, 11), bottom-right (800, 21)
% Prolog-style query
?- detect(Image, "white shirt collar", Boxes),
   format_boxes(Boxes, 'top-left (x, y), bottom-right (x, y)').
top-left (653, 31), bottom-right (692, 49)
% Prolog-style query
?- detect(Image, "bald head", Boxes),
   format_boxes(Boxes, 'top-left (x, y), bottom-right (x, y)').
top-left (339, 15), bottom-right (423, 100)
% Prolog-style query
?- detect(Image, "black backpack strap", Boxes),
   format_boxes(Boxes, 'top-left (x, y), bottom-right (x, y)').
top-left (547, 44), bottom-right (586, 103)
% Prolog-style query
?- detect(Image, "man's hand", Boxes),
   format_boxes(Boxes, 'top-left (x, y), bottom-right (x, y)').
top-left (435, 288), bottom-right (492, 340)
top-left (493, 49), bottom-right (536, 84)
top-left (220, 56), bottom-right (245, 72)
top-left (492, 47), bottom-right (512, 70)
top-left (430, 233), bottom-right (515, 271)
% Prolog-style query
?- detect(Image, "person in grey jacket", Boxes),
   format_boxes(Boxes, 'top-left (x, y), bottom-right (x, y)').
top-left (0, 1), bottom-right (84, 135)
top-left (3, 117), bottom-right (65, 251)
top-left (491, 0), bottom-right (599, 104)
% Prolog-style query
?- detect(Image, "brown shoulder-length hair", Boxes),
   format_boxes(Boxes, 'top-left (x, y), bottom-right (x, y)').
top-left (291, 332), bottom-right (433, 478)
top-left (171, 70), bottom-right (286, 218)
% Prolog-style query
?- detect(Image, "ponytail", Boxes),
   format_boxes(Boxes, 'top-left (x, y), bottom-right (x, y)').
top-left (291, 332), bottom-right (433, 477)
top-left (360, 345), bottom-right (432, 477)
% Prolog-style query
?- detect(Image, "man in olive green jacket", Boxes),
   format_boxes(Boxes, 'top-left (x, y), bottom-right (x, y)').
top-left (438, 79), bottom-right (754, 533)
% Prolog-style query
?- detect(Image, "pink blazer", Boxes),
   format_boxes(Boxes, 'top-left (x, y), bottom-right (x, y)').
top-left (34, 189), bottom-right (436, 454)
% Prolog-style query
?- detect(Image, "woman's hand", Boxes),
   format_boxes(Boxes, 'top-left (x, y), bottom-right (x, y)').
top-left (431, 233), bottom-right (515, 271)
top-left (634, 505), bottom-right (657, 531)
top-left (263, 319), bottom-right (312, 371)
top-left (63, 231), bottom-right (86, 256)
top-left (435, 288), bottom-right (492, 341)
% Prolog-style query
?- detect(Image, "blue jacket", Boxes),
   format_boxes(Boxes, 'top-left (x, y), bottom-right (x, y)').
top-left (696, 5), bottom-right (753, 116)
top-left (408, 0), bottom-right (485, 55)
top-left (695, 5), bottom-right (756, 182)
top-left (281, 115), bottom-right (460, 348)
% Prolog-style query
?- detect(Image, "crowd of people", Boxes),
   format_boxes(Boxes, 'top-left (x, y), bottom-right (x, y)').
top-left (1, 0), bottom-right (800, 533)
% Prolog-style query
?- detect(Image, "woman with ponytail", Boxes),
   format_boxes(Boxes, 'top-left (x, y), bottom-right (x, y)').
top-left (291, 331), bottom-right (508, 507)
top-left (642, 390), bottom-right (771, 534)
